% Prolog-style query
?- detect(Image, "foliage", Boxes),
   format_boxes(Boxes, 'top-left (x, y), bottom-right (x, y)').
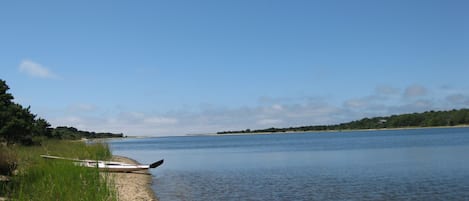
top-left (1, 140), bottom-right (115, 201)
top-left (218, 108), bottom-right (469, 134)
top-left (52, 126), bottom-right (123, 140)
top-left (0, 146), bottom-right (17, 176)
top-left (0, 79), bottom-right (123, 145)
top-left (0, 79), bottom-right (45, 145)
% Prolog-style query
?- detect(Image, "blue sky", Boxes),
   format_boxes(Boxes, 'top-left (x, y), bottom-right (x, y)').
top-left (1, 0), bottom-right (468, 136)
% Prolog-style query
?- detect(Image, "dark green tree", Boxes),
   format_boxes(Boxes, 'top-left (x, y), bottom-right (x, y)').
top-left (33, 118), bottom-right (52, 137)
top-left (0, 79), bottom-right (51, 145)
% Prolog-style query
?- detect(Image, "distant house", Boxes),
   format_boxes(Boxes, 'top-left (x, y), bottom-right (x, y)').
top-left (379, 119), bottom-right (387, 124)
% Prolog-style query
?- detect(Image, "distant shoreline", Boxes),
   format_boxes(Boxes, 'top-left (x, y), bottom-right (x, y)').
top-left (213, 125), bottom-right (469, 136)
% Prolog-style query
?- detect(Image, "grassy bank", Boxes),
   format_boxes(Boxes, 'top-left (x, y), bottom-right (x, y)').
top-left (1, 140), bottom-right (116, 201)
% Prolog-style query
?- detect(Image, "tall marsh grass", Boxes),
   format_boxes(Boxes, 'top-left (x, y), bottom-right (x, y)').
top-left (1, 140), bottom-right (116, 201)
top-left (0, 146), bottom-right (17, 175)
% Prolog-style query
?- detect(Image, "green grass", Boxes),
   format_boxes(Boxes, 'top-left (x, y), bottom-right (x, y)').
top-left (0, 146), bottom-right (17, 175)
top-left (1, 140), bottom-right (116, 201)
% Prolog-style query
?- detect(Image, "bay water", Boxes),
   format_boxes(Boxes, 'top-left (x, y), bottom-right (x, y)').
top-left (109, 128), bottom-right (469, 201)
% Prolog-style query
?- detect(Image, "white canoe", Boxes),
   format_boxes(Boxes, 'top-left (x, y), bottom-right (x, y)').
top-left (40, 155), bottom-right (164, 172)
top-left (79, 160), bottom-right (163, 172)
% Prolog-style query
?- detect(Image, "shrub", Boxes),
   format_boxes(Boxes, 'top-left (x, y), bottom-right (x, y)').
top-left (0, 146), bottom-right (17, 176)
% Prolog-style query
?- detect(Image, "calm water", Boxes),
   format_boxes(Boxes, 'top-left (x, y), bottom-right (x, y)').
top-left (109, 128), bottom-right (469, 201)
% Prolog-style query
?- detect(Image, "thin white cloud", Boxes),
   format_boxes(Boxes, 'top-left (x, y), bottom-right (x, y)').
top-left (67, 103), bottom-right (97, 113)
top-left (404, 85), bottom-right (427, 98)
top-left (344, 99), bottom-right (369, 109)
top-left (257, 119), bottom-right (283, 126)
top-left (375, 85), bottom-right (399, 96)
top-left (446, 94), bottom-right (466, 104)
top-left (271, 104), bottom-right (283, 111)
top-left (144, 117), bottom-right (179, 125)
top-left (19, 59), bottom-right (59, 79)
top-left (388, 99), bottom-right (434, 114)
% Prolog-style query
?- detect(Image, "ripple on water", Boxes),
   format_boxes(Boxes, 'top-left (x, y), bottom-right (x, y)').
top-left (153, 167), bottom-right (469, 201)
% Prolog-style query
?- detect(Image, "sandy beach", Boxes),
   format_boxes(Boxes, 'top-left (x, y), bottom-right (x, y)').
top-left (110, 156), bottom-right (157, 201)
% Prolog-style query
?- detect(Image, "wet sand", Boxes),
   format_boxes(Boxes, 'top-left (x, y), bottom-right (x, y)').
top-left (110, 156), bottom-right (157, 201)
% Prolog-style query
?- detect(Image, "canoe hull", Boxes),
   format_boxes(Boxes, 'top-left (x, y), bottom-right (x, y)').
top-left (98, 165), bottom-right (151, 172)
top-left (79, 161), bottom-right (154, 172)
top-left (41, 155), bottom-right (164, 173)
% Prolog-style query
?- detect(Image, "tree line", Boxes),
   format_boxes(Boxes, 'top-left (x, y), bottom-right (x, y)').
top-left (52, 126), bottom-right (123, 140)
top-left (0, 79), bottom-right (123, 145)
top-left (218, 109), bottom-right (469, 134)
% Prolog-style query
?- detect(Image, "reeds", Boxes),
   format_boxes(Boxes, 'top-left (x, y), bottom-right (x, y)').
top-left (1, 140), bottom-right (116, 201)
top-left (0, 146), bottom-right (17, 175)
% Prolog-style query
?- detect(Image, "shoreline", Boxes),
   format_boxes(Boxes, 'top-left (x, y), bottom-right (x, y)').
top-left (213, 125), bottom-right (469, 136)
top-left (110, 156), bottom-right (158, 201)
